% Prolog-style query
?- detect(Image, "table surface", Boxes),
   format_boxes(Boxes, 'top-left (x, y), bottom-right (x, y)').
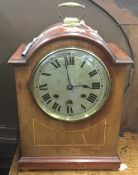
top-left (9, 132), bottom-right (138, 175)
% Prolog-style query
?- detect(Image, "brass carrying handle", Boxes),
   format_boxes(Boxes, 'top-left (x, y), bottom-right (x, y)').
top-left (58, 2), bottom-right (85, 20)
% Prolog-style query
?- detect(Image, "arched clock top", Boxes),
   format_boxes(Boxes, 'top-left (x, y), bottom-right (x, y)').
top-left (8, 22), bottom-right (133, 65)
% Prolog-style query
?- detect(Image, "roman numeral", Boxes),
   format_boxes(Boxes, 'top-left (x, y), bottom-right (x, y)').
top-left (92, 82), bottom-right (100, 89)
top-left (89, 70), bottom-right (97, 77)
top-left (42, 93), bottom-right (51, 102)
top-left (67, 106), bottom-right (74, 114)
top-left (81, 104), bottom-right (86, 111)
top-left (39, 84), bottom-right (48, 90)
top-left (87, 93), bottom-right (97, 103)
top-left (51, 59), bottom-right (61, 68)
top-left (65, 56), bottom-right (75, 65)
top-left (41, 72), bottom-right (51, 76)
top-left (80, 60), bottom-right (86, 68)
top-left (52, 102), bottom-right (61, 112)
top-left (46, 99), bottom-right (52, 104)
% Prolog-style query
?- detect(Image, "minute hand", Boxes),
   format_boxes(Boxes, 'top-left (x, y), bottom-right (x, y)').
top-left (64, 61), bottom-right (71, 86)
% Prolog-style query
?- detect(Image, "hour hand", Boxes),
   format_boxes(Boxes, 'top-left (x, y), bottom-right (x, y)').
top-left (73, 84), bottom-right (92, 89)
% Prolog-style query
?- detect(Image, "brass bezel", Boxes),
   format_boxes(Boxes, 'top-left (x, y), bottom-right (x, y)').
top-left (30, 48), bottom-right (112, 122)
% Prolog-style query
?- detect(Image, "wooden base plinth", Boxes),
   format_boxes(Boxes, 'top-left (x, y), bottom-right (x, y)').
top-left (9, 133), bottom-right (138, 175)
top-left (18, 156), bottom-right (121, 170)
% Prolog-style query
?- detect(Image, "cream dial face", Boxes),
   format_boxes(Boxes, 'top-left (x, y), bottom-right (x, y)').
top-left (31, 48), bottom-right (111, 122)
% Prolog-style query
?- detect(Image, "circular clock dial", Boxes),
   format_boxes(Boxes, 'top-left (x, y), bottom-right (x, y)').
top-left (31, 48), bottom-right (111, 121)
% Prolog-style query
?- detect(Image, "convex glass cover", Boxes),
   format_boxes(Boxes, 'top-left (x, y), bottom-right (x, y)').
top-left (31, 48), bottom-right (111, 121)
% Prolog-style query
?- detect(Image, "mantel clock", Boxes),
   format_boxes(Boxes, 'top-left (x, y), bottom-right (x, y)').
top-left (8, 2), bottom-right (133, 170)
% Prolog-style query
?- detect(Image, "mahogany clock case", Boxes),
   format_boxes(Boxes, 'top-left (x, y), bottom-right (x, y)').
top-left (8, 33), bottom-right (133, 170)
